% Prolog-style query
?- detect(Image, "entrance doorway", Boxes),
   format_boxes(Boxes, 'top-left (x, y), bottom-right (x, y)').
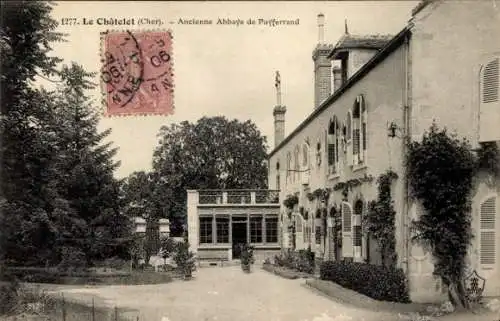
top-left (231, 220), bottom-right (247, 259)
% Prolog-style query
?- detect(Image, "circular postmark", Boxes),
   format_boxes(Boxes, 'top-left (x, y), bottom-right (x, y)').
top-left (133, 31), bottom-right (174, 110)
top-left (101, 30), bottom-right (144, 109)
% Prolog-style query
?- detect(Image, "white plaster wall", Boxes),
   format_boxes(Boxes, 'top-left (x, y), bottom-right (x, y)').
top-left (410, 0), bottom-right (500, 146)
top-left (407, 0), bottom-right (500, 302)
top-left (269, 44), bottom-right (407, 261)
top-left (186, 190), bottom-right (199, 253)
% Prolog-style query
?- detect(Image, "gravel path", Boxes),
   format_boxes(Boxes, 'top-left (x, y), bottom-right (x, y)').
top-left (48, 266), bottom-right (405, 321)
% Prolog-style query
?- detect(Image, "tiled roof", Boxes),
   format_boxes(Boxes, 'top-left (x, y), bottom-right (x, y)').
top-left (328, 34), bottom-right (394, 58)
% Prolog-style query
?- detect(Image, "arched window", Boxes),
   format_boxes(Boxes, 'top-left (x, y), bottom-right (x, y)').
top-left (341, 201), bottom-right (353, 258)
top-left (352, 95), bottom-right (367, 165)
top-left (316, 141), bottom-right (322, 166)
top-left (302, 143), bottom-right (309, 167)
top-left (276, 161), bottom-right (280, 191)
top-left (346, 112), bottom-right (352, 141)
top-left (479, 57), bottom-right (500, 142)
top-left (294, 146), bottom-right (300, 182)
top-left (328, 117), bottom-right (340, 174)
top-left (353, 200), bottom-right (363, 247)
top-left (479, 195), bottom-right (497, 268)
top-left (286, 152), bottom-right (292, 182)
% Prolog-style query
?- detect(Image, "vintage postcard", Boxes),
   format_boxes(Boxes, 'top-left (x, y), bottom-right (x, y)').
top-left (1, 1), bottom-right (500, 321)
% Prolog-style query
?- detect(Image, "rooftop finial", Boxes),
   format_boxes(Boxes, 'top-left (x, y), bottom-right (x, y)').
top-left (317, 13), bottom-right (325, 43)
top-left (345, 18), bottom-right (349, 35)
top-left (275, 70), bottom-right (282, 106)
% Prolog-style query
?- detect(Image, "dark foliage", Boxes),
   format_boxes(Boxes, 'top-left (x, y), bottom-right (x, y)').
top-left (274, 248), bottom-right (315, 274)
top-left (152, 117), bottom-right (269, 235)
top-left (406, 123), bottom-right (475, 307)
top-left (1, 1), bottom-right (131, 267)
top-left (363, 170), bottom-right (398, 268)
top-left (320, 260), bottom-right (410, 303)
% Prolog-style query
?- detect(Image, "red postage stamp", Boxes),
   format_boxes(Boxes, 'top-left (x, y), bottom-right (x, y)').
top-left (100, 30), bottom-right (174, 116)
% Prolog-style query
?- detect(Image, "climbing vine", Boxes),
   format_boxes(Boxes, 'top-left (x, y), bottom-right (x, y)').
top-left (306, 188), bottom-right (331, 202)
top-left (406, 123), bottom-right (475, 308)
top-left (333, 174), bottom-right (374, 199)
top-left (477, 141), bottom-right (500, 178)
top-left (283, 194), bottom-right (298, 210)
top-left (363, 170), bottom-right (398, 268)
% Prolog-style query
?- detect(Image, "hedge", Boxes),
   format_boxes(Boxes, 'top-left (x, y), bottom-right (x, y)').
top-left (320, 260), bottom-right (410, 303)
top-left (3, 267), bottom-right (173, 285)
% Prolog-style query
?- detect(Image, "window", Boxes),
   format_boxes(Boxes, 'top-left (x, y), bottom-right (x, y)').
top-left (250, 216), bottom-right (263, 243)
top-left (352, 95), bottom-right (366, 166)
top-left (353, 200), bottom-right (363, 247)
top-left (479, 57), bottom-right (500, 142)
top-left (316, 142), bottom-right (322, 166)
top-left (294, 146), bottom-right (300, 182)
top-left (302, 144), bottom-right (309, 167)
top-left (286, 152), bottom-right (292, 182)
top-left (265, 216), bottom-right (279, 243)
top-left (315, 226), bottom-right (322, 244)
top-left (480, 196), bottom-right (496, 267)
top-left (328, 117), bottom-right (340, 174)
top-left (346, 112), bottom-right (352, 141)
top-left (216, 216), bottom-right (229, 243)
top-left (276, 161), bottom-right (280, 190)
top-left (199, 217), bottom-right (213, 244)
top-left (483, 58), bottom-right (499, 103)
top-left (341, 202), bottom-right (353, 258)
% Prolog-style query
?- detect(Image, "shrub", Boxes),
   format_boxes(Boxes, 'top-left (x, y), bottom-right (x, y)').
top-left (173, 241), bottom-right (195, 277)
top-left (58, 246), bottom-right (87, 272)
top-left (295, 248), bottom-right (315, 273)
top-left (100, 257), bottom-right (128, 270)
top-left (273, 248), bottom-right (315, 274)
top-left (0, 280), bottom-right (18, 315)
top-left (320, 260), bottom-right (410, 303)
top-left (240, 244), bottom-right (254, 272)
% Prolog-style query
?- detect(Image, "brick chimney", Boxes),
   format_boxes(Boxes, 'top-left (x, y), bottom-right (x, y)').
top-left (313, 14), bottom-right (334, 109)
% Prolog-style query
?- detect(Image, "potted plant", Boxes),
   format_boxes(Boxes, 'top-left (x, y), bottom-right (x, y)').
top-left (240, 244), bottom-right (255, 273)
top-left (173, 241), bottom-right (196, 280)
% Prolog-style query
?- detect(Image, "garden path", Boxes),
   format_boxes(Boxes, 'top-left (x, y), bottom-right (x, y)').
top-left (48, 265), bottom-right (407, 321)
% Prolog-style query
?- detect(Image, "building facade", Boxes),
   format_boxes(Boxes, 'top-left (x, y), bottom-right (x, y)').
top-left (268, 0), bottom-right (500, 303)
top-left (186, 189), bottom-right (281, 263)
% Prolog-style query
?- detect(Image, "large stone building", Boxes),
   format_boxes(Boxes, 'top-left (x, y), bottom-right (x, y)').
top-left (268, 0), bottom-right (500, 303)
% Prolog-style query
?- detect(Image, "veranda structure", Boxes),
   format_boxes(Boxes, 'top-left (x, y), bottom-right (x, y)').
top-left (187, 189), bottom-right (281, 263)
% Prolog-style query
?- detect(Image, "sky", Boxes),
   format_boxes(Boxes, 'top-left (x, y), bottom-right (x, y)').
top-left (49, 1), bottom-right (419, 178)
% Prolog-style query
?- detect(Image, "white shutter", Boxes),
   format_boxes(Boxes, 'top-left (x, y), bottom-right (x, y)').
top-left (479, 57), bottom-right (500, 142)
top-left (342, 202), bottom-right (353, 258)
top-left (480, 196), bottom-right (497, 269)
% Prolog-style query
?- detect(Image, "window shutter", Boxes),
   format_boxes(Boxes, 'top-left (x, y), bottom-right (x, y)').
top-left (479, 57), bottom-right (500, 142)
top-left (480, 196), bottom-right (496, 268)
top-left (342, 202), bottom-right (352, 233)
top-left (352, 128), bottom-right (360, 164)
top-left (483, 58), bottom-right (499, 103)
top-left (341, 202), bottom-right (353, 258)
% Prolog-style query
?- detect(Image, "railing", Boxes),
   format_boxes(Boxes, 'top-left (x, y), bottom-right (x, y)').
top-left (198, 190), bottom-right (280, 205)
top-left (198, 190), bottom-right (224, 204)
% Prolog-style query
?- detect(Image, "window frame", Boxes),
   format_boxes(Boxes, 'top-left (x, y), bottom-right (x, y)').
top-left (215, 216), bottom-right (230, 244)
top-left (199, 216), bottom-right (213, 244)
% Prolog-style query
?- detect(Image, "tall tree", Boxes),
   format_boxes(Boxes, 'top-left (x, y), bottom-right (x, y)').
top-left (1, 1), bottom-right (64, 265)
top-left (51, 63), bottom-right (130, 263)
top-left (1, 1), bottom-right (131, 266)
top-left (152, 116), bottom-right (268, 235)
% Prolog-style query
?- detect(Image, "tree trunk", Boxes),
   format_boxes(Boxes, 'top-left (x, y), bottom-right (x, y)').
top-left (447, 279), bottom-right (470, 310)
